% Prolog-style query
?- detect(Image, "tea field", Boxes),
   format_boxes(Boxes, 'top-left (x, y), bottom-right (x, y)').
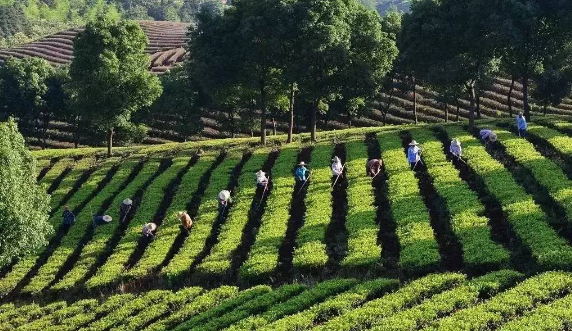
top-left (4, 119), bottom-right (572, 330)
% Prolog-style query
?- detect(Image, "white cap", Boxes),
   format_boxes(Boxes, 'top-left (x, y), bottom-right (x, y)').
top-left (409, 140), bottom-right (419, 146)
top-left (490, 133), bottom-right (498, 142)
top-left (452, 139), bottom-right (460, 146)
top-left (332, 156), bottom-right (341, 163)
top-left (102, 215), bottom-right (112, 223)
top-left (123, 198), bottom-right (132, 205)
top-left (298, 161), bottom-right (306, 166)
top-left (145, 223), bottom-right (157, 231)
top-left (256, 170), bottom-right (265, 176)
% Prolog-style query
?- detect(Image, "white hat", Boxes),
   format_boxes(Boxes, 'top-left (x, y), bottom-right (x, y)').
top-left (256, 170), bottom-right (265, 176)
top-left (409, 140), bottom-right (419, 146)
top-left (102, 215), bottom-right (112, 223)
top-left (218, 190), bottom-right (231, 201)
top-left (490, 133), bottom-right (498, 142)
top-left (452, 139), bottom-right (460, 146)
top-left (298, 161), bottom-right (306, 166)
top-left (332, 156), bottom-right (341, 163)
top-left (123, 198), bottom-right (132, 205)
top-left (145, 223), bottom-right (157, 231)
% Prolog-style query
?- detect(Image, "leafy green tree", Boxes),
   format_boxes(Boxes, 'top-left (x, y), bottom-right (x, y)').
top-left (0, 118), bottom-right (51, 266)
top-left (532, 68), bottom-right (572, 115)
top-left (69, 16), bottom-right (161, 156)
top-left (0, 57), bottom-right (58, 147)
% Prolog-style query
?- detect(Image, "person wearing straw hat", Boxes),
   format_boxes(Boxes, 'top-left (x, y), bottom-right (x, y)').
top-left (93, 215), bottom-right (112, 227)
top-left (331, 156), bottom-right (343, 177)
top-left (256, 170), bottom-right (268, 188)
top-left (516, 112), bottom-right (527, 138)
top-left (62, 205), bottom-right (75, 233)
top-left (407, 140), bottom-right (422, 170)
top-left (295, 161), bottom-right (309, 182)
top-left (119, 198), bottom-right (133, 224)
top-left (142, 222), bottom-right (157, 240)
top-left (366, 158), bottom-right (383, 177)
top-left (479, 129), bottom-right (497, 144)
top-left (218, 190), bottom-right (232, 214)
top-left (450, 139), bottom-right (462, 158)
top-left (178, 211), bottom-right (193, 236)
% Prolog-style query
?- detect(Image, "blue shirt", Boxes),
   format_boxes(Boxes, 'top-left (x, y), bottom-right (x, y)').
top-left (295, 166), bottom-right (309, 181)
top-left (516, 116), bottom-right (527, 130)
top-left (63, 210), bottom-right (75, 225)
top-left (407, 146), bottom-right (421, 163)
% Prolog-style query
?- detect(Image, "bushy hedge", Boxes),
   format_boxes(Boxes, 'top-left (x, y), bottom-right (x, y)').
top-left (238, 146), bottom-right (300, 285)
top-left (499, 292), bottom-right (572, 331)
top-left (162, 152), bottom-right (245, 282)
top-left (39, 157), bottom-right (74, 188)
top-left (411, 128), bottom-right (510, 272)
top-left (22, 159), bottom-right (148, 294)
top-left (378, 131), bottom-right (440, 276)
top-left (195, 149), bottom-right (271, 281)
top-left (292, 143), bottom-right (334, 275)
top-left (339, 140), bottom-right (381, 273)
top-left (48, 157), bottom-right (97, 210)
top-left (443, 126), bottom-right (572, 270)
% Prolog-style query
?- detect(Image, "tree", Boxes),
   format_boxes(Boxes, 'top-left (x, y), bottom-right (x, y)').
top-left (400, 0), bottom-right (502, 129)
top-left (0, 118), bottom-right (51, 265)
top-left (0, 57), bottom-right (56, 148)
top-left (69, 16), bottom-right (161, 156)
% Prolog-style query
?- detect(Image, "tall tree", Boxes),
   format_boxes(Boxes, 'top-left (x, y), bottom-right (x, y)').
top-left (0, 118), bottom-right (51, 265)
top-left (69, 16), bottom-right (161, 156)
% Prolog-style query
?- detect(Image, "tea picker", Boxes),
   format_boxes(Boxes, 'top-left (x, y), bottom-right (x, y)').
top-left (450, 139), bottom-right (467, 165)
top-left (93, 215), bottom-right (112, 228)
top-left (119, 198), bottom-right (133, 224)
top-left (367, 159), bottom-right (383, 178)
top-left (178, 211), bottom-right (193, 236)
top-left (295, 161), bottom-right (310, 196)
top-left (407, 140), bottom-right (423, 170)
top-left (62, 205), bottom-right (75, 232)
top-left (331, 156), bottom-right (345, 188)
top-left (516, 112), bottom-right (527, 138)
top-left (218, 189), bottom-right (232, 216)
top-left (479, 129), bottom-right (497, 147)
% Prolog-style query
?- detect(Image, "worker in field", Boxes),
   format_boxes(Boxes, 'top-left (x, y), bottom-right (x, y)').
top-left (295, 161), bottom-right (310, 182)
top-left (450, 139), bottom-right (462, 158)
top-left (218, 190), bottom-right (232, 214)
top-left (256, 170), bottom-right (268, 188)
top-left (516, 112), bottom-right (527, 137)
top-left (93, 215), bottom-right (112, 227)
top-left (407, 140), bottom-right (422, 170)
top-left (366, 159), bottom-right (383, 177)
top-left (62, 205), bottom-right (75, 233)
top-left (331, 156), bottom-right (343, 177)
top-left (178, 211), bottom-right (193, 236)
top-left (119, 198), bottom-right (132, 224)
top-left (479, 129), bottom-right (497, 144)
top-left (142, 222), bottom-right (157, 241)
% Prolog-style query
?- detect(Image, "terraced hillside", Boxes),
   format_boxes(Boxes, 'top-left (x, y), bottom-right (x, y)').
top-left (4, 119), bottom-right (572, 329)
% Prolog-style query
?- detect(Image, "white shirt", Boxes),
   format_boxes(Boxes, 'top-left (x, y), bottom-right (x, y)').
top-left (331, 161), bottom-right (343, 176)
top-left (256, 172), bottom-right (267, 185)
top-left (450, 143), bottom-right (462, 157)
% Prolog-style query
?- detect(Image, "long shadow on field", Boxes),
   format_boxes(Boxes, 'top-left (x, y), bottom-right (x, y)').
top-left (44, 159), bottom-right (173, 293)
top-left (324, 144), bottom-right (348, 277)
top-left (434, 127), bottom-right (531, 273)
top-left (276, 147), bottom-right (312, 283)
top-left (37, 157), bottom-right (61, 182)
top-left (185, 152), bottom-right (252, 280)
top-left (366, 134), bottom-right (399, 276)
top-left (402, 131), bottom-right (463, 272)
top-left (160, 152), bottom-right (227, 272)
top-left (8, 160), bottom-right (140, 301)
top-left (467, 127), bottom-right (572, 246)
top-left (230, 150), bottom-right (280, 283)
top-left (125, 154), bottom-right (201, 271)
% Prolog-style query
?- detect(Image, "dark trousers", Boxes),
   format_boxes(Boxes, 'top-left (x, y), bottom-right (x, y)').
top-left (179, 225), bottom-right (190, 237)
top-left (518, 129), bottom-right (526, 137)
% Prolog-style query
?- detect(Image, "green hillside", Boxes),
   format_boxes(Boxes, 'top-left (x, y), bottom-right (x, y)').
top-left (2, 119), bottom-right (572, 329)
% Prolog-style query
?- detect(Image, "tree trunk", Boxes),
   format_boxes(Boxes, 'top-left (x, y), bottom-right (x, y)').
top-left (544, 102), bottom-right (548, 116)
top-left (476, 95), bottom-right (481, 119)
top-left (467, 82), bottom-right (476, 129)
top-left (523, 73), bottom-right (531, 121)
top-left (508, 76), bottom-right (515, 117)
top-left (74, 115), bottom-right (80, 148)
top-left (456, 100), bottom-right (460, 122)
top-left (42, 114), bottom-right (50, 150)
top-left (310, 99), bottom-right (318, 142)
top-left (412, 76), bottom-right (418, 124)
top-left (287, 84), bottom-right (295, 143)
top-left (272, 118), bottom-right (276, 136)
top-left (260, 81), bottom-right (267, 145)
top-left (445, 105), bottom-right (449, 123)
top-left (107, 128), bottom-right (114, 157)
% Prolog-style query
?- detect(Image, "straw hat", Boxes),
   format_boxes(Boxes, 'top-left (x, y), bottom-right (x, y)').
top-left (256, 170), bottom-right (265, 176)
top-left (331, 156), bottom-right (341, 163)
top-left (298, 161), bottom-right (306, 166)
top-left (145, 223), bottom-right (157, 231)
top-left (102, 215), bottom-right (112, 223)
top-left (452, 139), bottom-right (460, 146)
top-left (123, 198), bottom-right (132, 205)
top-left (490, 133), bottom-right (498, 142)
top-left (178, 211), bottom-right (186, 218)
top-left (218, 190), bottom-right (231, 201)
top-left (409, 140), bottom-right (419, 146)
